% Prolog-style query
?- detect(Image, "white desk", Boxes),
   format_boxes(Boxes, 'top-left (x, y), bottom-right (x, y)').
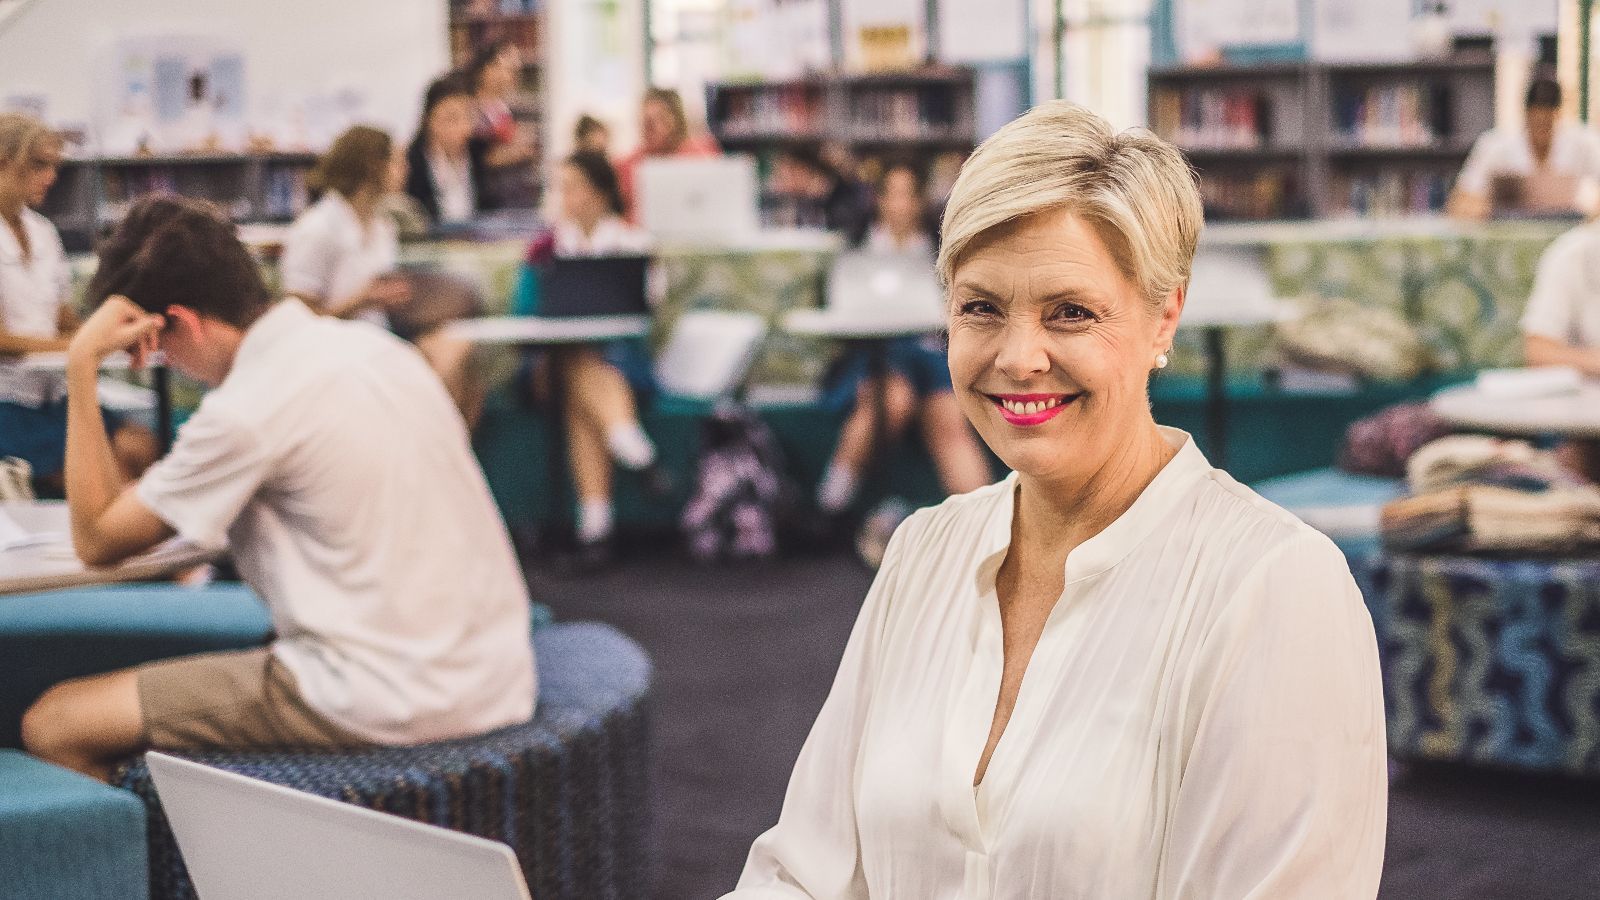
top-left (446, 315), bottom-right (651, 346)
top-left (1431, 382), bottom-right (1600, 439)
top-left (0, 502), bottom-right (215, 596)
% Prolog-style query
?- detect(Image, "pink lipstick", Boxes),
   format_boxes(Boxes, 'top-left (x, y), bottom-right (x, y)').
top-left (989, 393), bottom-right (1076, 427)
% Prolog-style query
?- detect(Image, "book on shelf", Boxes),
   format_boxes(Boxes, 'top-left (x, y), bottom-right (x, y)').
top-left (715, 86), bottom-right (825, 139)
top-left (1337, 170), bottom-right (1452, 216)
top-left (1331, 82), bottom-right (1455, 148)
top-left (1152, 86), bottom-right (1271, 150)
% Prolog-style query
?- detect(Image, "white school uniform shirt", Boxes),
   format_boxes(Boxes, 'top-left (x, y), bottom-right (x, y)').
top-left (1455, 121), bottom-right (1600, 197)
top-left (428, 147), bottom-right (478, 224)
top-left (729, 428), bottom-right (1388, 900)
top-left (553, 216), bottom-right (651, 257)
top-left (279, 191), bottom-right (400, 330)
top-left (136, 299), bottom-right (535, 745)
top-left (1521, 220), bottom-right (1600, 348)
top-left (0, 208), bottom-right (71, 407)
top-left (864, 225), bottom-right (933, 259)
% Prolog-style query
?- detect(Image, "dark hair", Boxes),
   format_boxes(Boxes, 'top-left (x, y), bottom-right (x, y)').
top-left (564, 151), bottom-right (625, 216)
top-left (307, 125), bottom-right (392, 198)
top-left (1526, 77), bottom-right (1562, 110)
top-left (86, 196), bottom-right (271, 328)
top-left (414, 73), bottom-right (474, 147)
top-left (465, 40), bottom-right (516, 92)
top-left (574, 114), bottom-right (607, 143)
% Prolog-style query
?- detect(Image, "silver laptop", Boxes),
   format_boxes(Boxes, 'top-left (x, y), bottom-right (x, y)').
top-left (637, 155), bottom-right (760, 243)
top-left (826, 250), bottom-right (946, 325)
top-left (146, 752), bottom-right (533, 900)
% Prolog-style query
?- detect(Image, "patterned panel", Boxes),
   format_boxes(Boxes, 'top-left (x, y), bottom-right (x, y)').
top-left (1372, 554), bottom-right (1600, 775)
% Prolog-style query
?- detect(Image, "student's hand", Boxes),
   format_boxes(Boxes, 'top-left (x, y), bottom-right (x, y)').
top-left (68, 296), bottom-right (164, 369)
top-left (368, 275), bottom-right (413, 310)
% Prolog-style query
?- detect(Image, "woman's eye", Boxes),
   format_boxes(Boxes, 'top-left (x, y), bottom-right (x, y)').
top-left (1051, 304), bottom-right (1093, 323)
top-left (957, 299), bottom-right (998, 317)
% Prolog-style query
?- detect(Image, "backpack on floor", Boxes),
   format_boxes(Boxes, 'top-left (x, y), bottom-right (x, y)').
top-left (681, 403), bottom-right (794, 563)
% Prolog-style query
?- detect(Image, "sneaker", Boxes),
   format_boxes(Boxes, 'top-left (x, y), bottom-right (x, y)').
top-left (855, 497), bottom-right (912, 568)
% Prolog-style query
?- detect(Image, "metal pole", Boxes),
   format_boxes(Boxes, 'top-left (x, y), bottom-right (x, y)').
top-left (1582, 0), bottom-right (1595, 122)
top-left (1054, 0), bottom-right (1066, 99)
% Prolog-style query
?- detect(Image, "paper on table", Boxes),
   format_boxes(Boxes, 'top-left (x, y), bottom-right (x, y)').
top-left (0, 507), bottom-right (27, 549)
top-left (1475, 366), bottom-right (1583, 399)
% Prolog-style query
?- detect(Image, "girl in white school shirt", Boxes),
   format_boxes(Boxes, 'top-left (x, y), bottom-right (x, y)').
top-left (0, 112), bottom-right (156, 489)
top-left (515, 151), bottom-right (660, 565)
top-left (281, 125), bottom-right (480, 424)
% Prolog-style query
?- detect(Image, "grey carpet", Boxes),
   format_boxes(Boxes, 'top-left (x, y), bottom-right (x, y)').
top-left (528, 548), bottom-right (1600, 900)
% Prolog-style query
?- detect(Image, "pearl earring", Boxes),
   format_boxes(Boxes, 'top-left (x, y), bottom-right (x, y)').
top-left (1155, 352), bottom-right (1169, 370)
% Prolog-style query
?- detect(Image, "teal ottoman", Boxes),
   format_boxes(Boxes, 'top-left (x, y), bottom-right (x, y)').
top-left (0, 584), bottom-right (274, 750)
top-left (0, 749), bottom-right (149, 900)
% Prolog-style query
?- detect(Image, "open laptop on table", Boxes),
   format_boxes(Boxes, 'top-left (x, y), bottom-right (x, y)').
top-left (537, 255), bottom-right (650, 318)
top-left (146, 752), bottom-right (533, 900)
top-left (637, 155), bottom-right (760, 243)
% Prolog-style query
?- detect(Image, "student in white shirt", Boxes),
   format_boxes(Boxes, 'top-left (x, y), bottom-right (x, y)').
top-left (1449, 77), bottom-right (1600, 220)
top-left (0, 112), bottom-right (156, 489)
top-left (815, 163), bottom-right (992, 526)
top-left (727, 102), bottom-right (1385, 899)
top-left (20, 196), bottom-right (535, 782)
top-left (404, 76), bottom-right (490, 227)
top-left (1519, 217), bottom-right (1600, 478)
top-left (516, 152), bottom-right (660, 566)
top-left (284, 124), bottom-right (481, 425)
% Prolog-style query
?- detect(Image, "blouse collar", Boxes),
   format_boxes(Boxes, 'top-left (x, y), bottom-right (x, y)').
top-left (974, 427), bottom-right (1212, 591)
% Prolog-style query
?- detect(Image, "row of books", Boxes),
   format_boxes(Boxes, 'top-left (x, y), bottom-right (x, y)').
top-left (1197, 170), bottom-right (1303, 221)
top-left (1151, 87), bottom-right (1272, 150)
top-left (451, 0), bottom-right (542, 18)
top-left (450, 19), bottom-right (540, 63)
top-left (1334, 170), bottom-right (1452, 217)
top-left (715, 87), bottom-right (827, 138)
top-left (95, 165), bottom-right (308, 223)
top-left (1332, 84), bottom-right (1455, 148)
top-left (847, 87), bottom-right (966, 133)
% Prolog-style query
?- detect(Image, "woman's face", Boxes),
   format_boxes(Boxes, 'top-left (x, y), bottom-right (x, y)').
top-left (558, 162), bottom-right (608, 224)
top-left (428, 95), bottom-right (476, 154)
top-left (640, 98), bottom-right (678, 154)
top-left (877, 169), bottom-right (923, 234)
top-left (0, 141), bottom-right (61, 209)
top-left (483, 47), bottom-right (520, 98)
top-left (578, 126), bottom-right (610, 155)
top-left (945, 208), bottom-right (1183, 484)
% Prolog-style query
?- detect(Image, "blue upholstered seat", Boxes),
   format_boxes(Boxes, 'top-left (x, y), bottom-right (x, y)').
top-left (0, 583), bottom-right (273, 750)
top-left (0, 749), bottom-right (149, 900)
top-left (117, 621), bottom-right (652, 900)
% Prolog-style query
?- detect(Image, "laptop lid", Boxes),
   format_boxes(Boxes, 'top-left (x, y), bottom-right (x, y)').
top-left (637, 156), bottom-right (760, 243)
top-left (826, 251), bottom-right (945, 324)
top-left (538, 255), bottom-right (650, 318)
top-left (146, 752), bottom-right (533, 900)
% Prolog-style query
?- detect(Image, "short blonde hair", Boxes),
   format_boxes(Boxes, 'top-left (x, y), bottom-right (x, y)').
top-left (936, 101), bottom-right (1203, 311)
top-left (0, 112), bottom-right (60, 172)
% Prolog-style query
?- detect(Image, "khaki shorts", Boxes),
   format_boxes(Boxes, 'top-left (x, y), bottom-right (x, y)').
top-left (136, 647), bottom-right (370, 752)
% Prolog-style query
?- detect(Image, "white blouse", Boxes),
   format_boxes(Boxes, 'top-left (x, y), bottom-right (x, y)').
top-left (728, 429), bottom-right (1387, 899)
top-left (0, 208), bottom-right (71, 407)
top-left (553, 216), bottom-right (651, 257)
top-left (279, 191), bottom-right (400, 330)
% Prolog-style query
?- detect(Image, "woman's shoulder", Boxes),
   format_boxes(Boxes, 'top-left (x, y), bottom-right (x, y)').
top-left (891, 476), bottom-right (1015, 554)
top-left (1189, 469), bottom-right (1340, 558)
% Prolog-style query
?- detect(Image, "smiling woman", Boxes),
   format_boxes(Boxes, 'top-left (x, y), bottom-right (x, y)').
top-left (726, 101), bottom-right (1388, 900)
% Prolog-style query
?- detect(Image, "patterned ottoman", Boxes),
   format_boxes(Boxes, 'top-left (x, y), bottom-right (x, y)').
top-left (1371, 554), bottom-right (1600, 775)
top-left (116, 621), bottom-right (652, 900)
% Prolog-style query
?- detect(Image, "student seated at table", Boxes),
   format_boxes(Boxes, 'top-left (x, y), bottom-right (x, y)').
top-left (283, 124), bottom-right (481, 425)
top-left (815, 163), bottom-right (991, 520)
top-left (405, 74), bottom-right (491, 227)
top-left (765, 145), bottom-right (873, 243)
top-left (465, 39), bottom-right (539, 210)
top-left (1520, 215), bottom-right (1600, 478)
top-left (0, 112), bottom-right (157, 492)
top-left (614, 87), bottom-right (720, 221)
top-left (19, 196), bottom-right (535, 781)
top-left (515, 151), bottom-right (662, 566)
top-left (1448, 77), bottom-right (1600, 221)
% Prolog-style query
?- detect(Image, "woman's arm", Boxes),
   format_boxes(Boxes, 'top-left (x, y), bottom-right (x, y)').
top-left (1524, 333), bottom-right (1600, 376)
top-left (0, 327), bottom-right (70, 354)
top-left (722, 517), bottom-right (913, 899)
top-left (1155, 532), bottom-right (1387, 899)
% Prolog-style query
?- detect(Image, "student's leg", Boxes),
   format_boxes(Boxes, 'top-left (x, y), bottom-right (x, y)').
top-left (920, 391), bottom-right (993, 495)
top-left (415, 330), bottom-right (484, 428)
top-left (565, 400), bottom-right (615, 545)
top-left (111, 423), bottom-right (160, 479)
top-left (818, 374), bottom-right (916, 513)
top-left (21, 669), bottom-right (146, 782)
top-left (561, 348), bottom-right (656, 470)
